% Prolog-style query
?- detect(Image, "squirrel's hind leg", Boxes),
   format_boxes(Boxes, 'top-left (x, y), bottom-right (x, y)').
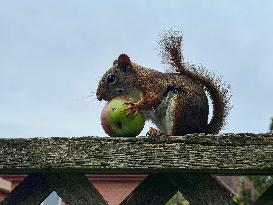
top-left (163, 91), bottom-right (209, 135)
top-left (159, 89), bottom-right (208, 136)
top-left (143, 91), bottom-right (208, 136)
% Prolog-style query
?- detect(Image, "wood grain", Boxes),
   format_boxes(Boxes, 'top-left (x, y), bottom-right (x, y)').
top-left (0, 133), bottom-right (272, 174)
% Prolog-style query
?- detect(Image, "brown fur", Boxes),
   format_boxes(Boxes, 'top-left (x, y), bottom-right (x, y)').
top-left (96, 29), bottom-right (231, 135)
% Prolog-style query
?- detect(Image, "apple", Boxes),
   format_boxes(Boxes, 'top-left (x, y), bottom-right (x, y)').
top-left (100, 96), bottom-right (145, 137)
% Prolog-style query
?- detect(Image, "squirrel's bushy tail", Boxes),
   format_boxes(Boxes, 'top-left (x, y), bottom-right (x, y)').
top-left (158, 29), bottom-right (231, 134)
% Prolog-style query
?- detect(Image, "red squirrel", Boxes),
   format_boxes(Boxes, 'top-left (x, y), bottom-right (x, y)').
top-left (96, 29), bottom-right (231, 136)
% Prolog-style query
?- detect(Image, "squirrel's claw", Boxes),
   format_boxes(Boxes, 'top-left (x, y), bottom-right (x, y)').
top-left (123, 101), bottom-right (135, 107)
top-left (122, 102), bottom-right (138, 119)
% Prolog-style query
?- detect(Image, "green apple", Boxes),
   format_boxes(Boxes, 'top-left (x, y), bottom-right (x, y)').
top-left (100, 96), bottom-right (145, 137)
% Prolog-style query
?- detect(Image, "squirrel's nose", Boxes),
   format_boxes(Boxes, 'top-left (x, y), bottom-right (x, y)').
top-left (96, 88), bottom-right (102, 101)
top-left (96, 92), bottom-right (103, 101)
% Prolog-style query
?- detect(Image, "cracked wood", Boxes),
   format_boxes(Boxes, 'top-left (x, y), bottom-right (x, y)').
top-left (0, 133), bottom-right (272, 174)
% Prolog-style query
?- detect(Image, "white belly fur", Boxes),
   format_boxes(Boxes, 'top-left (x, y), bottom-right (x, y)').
top-left (143, 92), bottom-right (177, 135)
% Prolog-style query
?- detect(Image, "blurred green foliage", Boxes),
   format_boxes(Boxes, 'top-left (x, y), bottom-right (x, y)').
top-left (165, 192), bottom-right (189, 205)
top-left (234, 176), bottom-right (273, 204)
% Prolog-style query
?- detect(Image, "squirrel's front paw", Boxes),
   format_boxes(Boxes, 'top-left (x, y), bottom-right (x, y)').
top-left (146, 127), bottom-right (165, 137)
top-left (122, 102), bottom-right (139, 118)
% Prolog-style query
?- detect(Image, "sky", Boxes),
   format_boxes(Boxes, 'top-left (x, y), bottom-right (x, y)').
top-left (1, 1), bottom-right (273, 203)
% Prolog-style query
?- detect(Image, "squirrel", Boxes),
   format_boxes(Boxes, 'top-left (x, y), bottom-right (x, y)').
top-left (96, 29), bottom-right (231, 136)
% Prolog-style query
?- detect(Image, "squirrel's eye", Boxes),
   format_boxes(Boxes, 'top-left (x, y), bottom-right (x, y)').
top-left (106, 74), bottom-right (117, 85)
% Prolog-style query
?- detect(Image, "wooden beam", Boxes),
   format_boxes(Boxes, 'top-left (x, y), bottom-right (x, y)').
top-left (120, 174), bottom-right (178, 205)
top-left (0, 133), bottom-right (273, 174)
top-left (41, 172), bottom-right (108, 205)
top-left (0, 173), bottom-right (53, 205)
top-left (0, 173), bottom-right (109, 205)
top-left (169, 174), bottom-right (237, 205)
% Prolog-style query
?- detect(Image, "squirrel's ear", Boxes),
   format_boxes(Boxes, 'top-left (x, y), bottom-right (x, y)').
top-left (118, 54), bottom-right (131, 65)
top-left (117, 54), bottom-right (132, 72)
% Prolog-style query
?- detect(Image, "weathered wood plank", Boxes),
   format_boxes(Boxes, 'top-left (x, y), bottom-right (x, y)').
top-left (120, 174), bottom-right (178, 205)
top-left (0, 173), bottom-right (53, 205)
top-left (169, 174), bottom-right (237, 205)
top-left (0, 133), bottom-right (273, 174)
top-left (42, 172), bottom-right (108, 205)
